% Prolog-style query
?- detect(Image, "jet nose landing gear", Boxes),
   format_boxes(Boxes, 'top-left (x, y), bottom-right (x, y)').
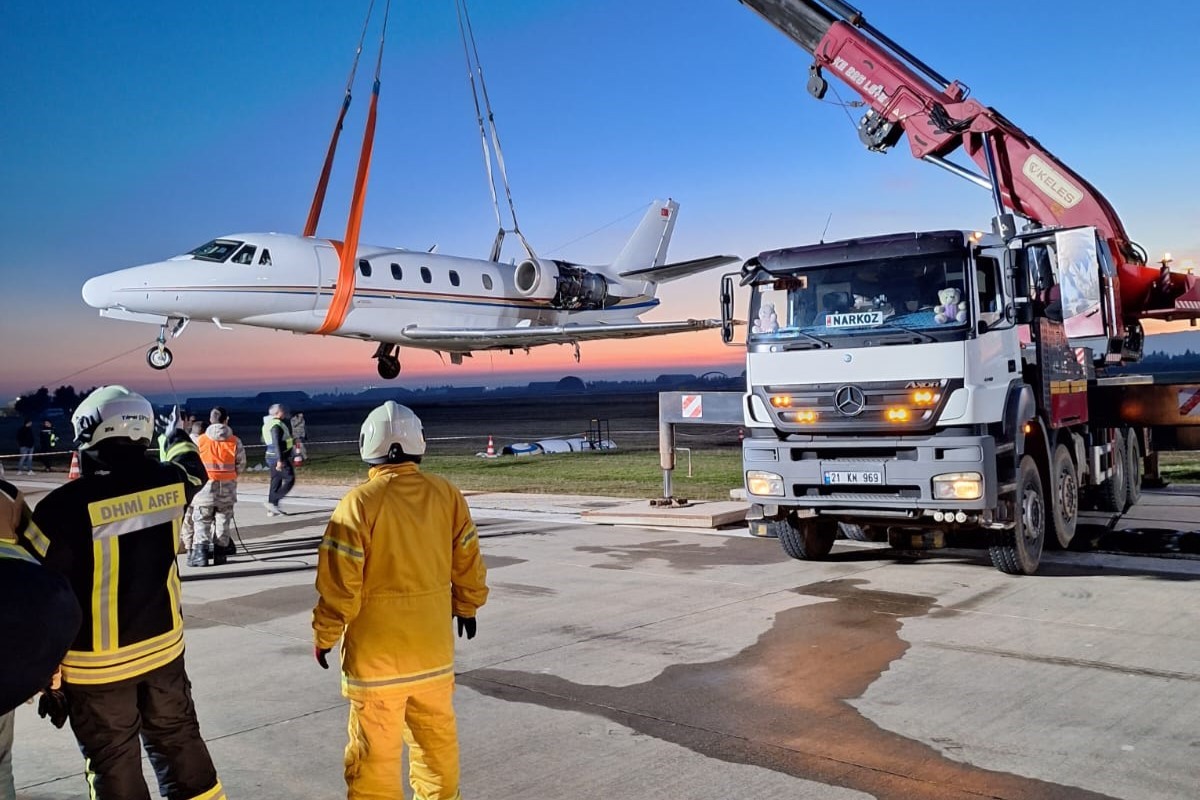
top-left (147, 345), bottom-right (173, 370)
top-left (373, 343), bottom-right (401, 380)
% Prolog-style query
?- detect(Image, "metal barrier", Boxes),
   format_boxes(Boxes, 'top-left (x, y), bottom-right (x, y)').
top-left (655, 391), bottom-right (744, 506)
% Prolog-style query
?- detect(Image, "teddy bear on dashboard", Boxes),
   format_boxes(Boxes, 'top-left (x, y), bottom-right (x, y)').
top-left (934, 287), bottom-right (967, 324)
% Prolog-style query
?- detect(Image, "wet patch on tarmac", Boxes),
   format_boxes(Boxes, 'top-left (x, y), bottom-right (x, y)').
top-left (491, 581), bottom-right (557, 598)
top-left (575, 536), bottom-right (789, 573)
top-left (184, 584), bottom-right (317, 629)
top-left (484, 555), bottom-right (528, 571)
top-left (464, 578), bottom-right (1117, 799)
top-left (1073, 524), bottom-right (1200, 556)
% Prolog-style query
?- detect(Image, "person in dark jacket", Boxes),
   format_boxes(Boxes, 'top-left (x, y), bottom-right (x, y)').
top-left (22, 386), bottom-right (226, 800)
top-left (261, 403), bottom-right (294, 515)
top-left (38, 419), bottom-right (58, 472)
top-left (15, 420), bottom-right (35, 475)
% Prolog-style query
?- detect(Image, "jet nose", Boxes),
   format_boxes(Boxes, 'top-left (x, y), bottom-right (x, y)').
top-left (81, 273), bottom-right (115, 309)
top-left (81, 275), bottom-right (123, 311)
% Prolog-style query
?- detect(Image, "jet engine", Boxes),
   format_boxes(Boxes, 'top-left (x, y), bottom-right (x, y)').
top-left (514, 259), bottom-right (612, 310)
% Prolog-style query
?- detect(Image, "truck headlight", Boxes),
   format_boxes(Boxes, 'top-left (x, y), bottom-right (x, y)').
top-left (747, 470), bottom-right (785, 497)
top-left (932, 472), bottom-right (983, 500)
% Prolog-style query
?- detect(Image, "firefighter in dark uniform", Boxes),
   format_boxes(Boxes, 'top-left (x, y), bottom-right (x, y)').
top-left (20, 386), bottom-right (227, 800)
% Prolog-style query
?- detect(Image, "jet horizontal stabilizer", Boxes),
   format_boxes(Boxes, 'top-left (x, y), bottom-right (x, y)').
top-left (618, 254), bottom-right (741, 282)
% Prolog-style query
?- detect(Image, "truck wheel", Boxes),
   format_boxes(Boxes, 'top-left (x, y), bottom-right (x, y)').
top-left (1095, 430), bottom-right (1127, 513)
top-left (778, 514), bottom-right (837, 560)
top-left (1125, 432), bottom-right (1142, 510)
top-left (1047, 444), bottom-right (1078, 549)
top-left (989, 455), bottom-right (1045, 575)
top-left (839, 522), bottom-right (872, 541)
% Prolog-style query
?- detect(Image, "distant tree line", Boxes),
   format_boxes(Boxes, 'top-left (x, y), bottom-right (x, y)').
top-left (13, 386), bottom-right (94, 418)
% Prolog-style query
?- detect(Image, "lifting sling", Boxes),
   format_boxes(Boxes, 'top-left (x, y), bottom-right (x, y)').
top-left (303, 1), bottom-right (377, 239)
top-left (314, 0), bottom-right (391, 336)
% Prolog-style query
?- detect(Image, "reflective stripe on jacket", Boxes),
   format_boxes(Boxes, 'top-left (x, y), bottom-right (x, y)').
top-left (313, 463), bottom-right (489, 698)
top-left (30, 454), bottom-right (206, 685)
top-left (198, 435), bottom-right (241, 481)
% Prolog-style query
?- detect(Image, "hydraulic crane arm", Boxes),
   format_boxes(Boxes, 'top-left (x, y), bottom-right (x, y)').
top-left (740, 0), bottom-right (1200, 324)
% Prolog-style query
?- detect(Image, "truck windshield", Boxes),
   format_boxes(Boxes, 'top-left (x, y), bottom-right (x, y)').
top-left (749, 254), bottom-right (972, 348)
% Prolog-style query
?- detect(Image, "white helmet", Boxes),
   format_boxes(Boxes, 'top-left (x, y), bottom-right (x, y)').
top-left (359, 401), bottom-right (426, 463)
top-left (72, 385), bottom-right (154, 450)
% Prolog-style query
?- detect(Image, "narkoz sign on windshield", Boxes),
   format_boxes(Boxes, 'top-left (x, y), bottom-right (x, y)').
top-left (825, 311), bottom-right (883, 328)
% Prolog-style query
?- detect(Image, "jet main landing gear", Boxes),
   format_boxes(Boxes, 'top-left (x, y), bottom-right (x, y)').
top-left (373, 343), bottom-right (401, 380)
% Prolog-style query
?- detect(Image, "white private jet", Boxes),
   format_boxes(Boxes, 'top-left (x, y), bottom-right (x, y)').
top-left (81, 199), bottom-right (738, 379)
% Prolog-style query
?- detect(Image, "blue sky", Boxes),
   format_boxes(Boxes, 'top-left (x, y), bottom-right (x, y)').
top-left (3, 0), bottom-right (1199, 398)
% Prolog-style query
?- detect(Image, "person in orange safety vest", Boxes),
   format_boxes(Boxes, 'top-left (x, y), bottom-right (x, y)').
top-left (313, 401), bottom-right (488, 800)
top-left (190, 407), bottom-right (245, 568)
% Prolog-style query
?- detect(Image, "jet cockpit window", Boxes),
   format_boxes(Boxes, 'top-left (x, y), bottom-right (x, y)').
top-left (231, 245), bottom-right (257, 265)
top-left (358, 259), bottom-right (372, 277)
top-left (258, 249), bottom-right (271, 266)
top-left (189, 239), bottom-right (243, 262)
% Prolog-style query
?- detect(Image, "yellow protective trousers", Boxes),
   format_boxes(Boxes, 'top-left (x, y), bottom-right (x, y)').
top-left (344, 679), bottom-right (461, 800)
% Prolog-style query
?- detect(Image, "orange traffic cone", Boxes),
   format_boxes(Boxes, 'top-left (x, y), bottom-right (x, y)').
top-left (68, 451), bottom-right (82, 480)
top-left (292, 445), bottom-right (304, 468)
top-left (486, 435), bottom-right (496, 458)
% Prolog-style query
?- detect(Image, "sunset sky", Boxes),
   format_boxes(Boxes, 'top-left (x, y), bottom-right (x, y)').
top-left (3, 0), bottom-right (1199, 401)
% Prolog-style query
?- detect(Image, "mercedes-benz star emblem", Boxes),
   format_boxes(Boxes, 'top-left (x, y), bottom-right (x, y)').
top-left (834, 384), bottom-right (866, 417)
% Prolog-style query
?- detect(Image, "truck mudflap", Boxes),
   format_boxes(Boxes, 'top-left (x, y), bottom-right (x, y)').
top-left (744, 433), bottom-right (999, 512)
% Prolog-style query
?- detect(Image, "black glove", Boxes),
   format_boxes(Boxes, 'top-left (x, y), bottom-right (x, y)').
top-left (315, 646), bottom-right (331, 669)
top-left (455, 615), bottom-right (476, 640)
top-left (38, 688), bottom-right (69, 729)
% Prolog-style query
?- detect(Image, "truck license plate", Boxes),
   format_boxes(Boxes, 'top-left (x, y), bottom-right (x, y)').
top-left (823, 470), bottom-right (883, 485)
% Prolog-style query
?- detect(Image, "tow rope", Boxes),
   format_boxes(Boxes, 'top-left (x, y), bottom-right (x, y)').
top-left (303, 0), bottom-right (376, 238)
top-left (454, 0), bottom-right (536, 262)
top-left (314, 0), bottom-right (391, 336)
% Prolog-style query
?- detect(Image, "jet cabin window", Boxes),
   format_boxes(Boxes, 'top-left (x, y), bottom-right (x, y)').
top-left (420, 267), bottom-right (432, 284)
top-left (358, 259), bottom-right (372, 278)
top-left (482, 274), bottom-right (493, 291)
top-left (189, 239), bottom-right (243, 263)
top-left (391, 263), bottom-right (402, 280)
top-left (231, 245), bottom-right (257, 265)
top-left (449, 270), bottom-right (461, 287)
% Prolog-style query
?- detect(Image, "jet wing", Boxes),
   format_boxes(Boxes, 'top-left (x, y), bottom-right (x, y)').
top-left (400, 319), bottom-right (720, 351)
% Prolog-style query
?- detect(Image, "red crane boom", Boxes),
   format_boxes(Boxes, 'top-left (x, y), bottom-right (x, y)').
top-left (739, 0), bottom-right (1200, 328)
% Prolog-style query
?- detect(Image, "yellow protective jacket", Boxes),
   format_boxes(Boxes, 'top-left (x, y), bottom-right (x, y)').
top-left (313, 463), bottom-right (488, 698)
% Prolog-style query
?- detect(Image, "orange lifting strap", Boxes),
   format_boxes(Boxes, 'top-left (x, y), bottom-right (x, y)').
top-left (304, 1), bottom-right (376, 238)
top-left (314, 1), bottom-right (390, 336)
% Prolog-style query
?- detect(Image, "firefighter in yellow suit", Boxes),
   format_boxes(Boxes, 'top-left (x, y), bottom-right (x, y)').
top-left (313, 401), bottom-right (488, 800)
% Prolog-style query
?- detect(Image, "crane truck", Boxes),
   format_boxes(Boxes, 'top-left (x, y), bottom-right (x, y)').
top-left (724, 0), bottom-right (1200, 574)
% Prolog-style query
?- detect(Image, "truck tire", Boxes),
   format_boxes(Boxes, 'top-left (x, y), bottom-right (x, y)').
top-left (839, 522), bottom-right (872, 542)
top-left (778, 514), bottom-right (837, 560)
top-left (989, 455), bottom-right (1045, 575)
top-left (1095, 430), bottom-right (1127, 513)
top-left (1125, 431), bottom-right (1142, 510)
top-left (1047, 444), bottom-right (1078, 549)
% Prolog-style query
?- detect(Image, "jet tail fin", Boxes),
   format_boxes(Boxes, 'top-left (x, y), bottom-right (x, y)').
top-left (609, 199), bottom-right (679, 274)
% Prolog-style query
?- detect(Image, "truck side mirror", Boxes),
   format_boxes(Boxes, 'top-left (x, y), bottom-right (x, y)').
top-left (720, 274), bottom-right (736, 344)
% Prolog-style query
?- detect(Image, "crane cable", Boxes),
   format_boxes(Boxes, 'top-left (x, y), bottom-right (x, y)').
top-left (303, 0), bottom-right (377, 238)
top-left (314, 0), bottom-right (391, 336)
top-left (453, 0), bottom-right (537, 263)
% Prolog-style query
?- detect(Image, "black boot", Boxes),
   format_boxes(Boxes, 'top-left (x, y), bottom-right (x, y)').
top-left (187, 543), bottom-right (211, 568)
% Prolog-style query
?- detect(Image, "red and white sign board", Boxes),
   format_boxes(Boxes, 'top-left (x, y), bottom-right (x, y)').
top-left (682, 394), bottom-right (703, 419)
top-left (1179, 387), bottom-right (1200, 417)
